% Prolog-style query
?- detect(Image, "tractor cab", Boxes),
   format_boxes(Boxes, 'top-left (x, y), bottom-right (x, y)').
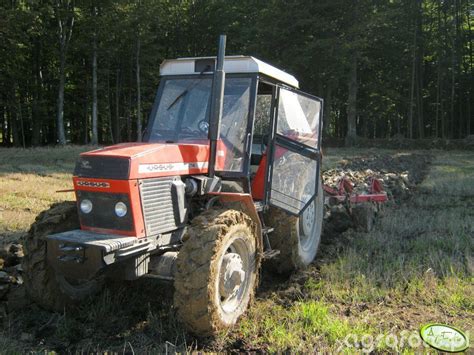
top-left (145, 55), bottom-right (323, 215)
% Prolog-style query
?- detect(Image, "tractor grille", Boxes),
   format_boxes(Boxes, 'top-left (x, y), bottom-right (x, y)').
top-left (139, 177), bottom-right (179, 236)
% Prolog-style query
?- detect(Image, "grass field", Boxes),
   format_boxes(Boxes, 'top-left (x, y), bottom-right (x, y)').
top-left (0, 146), bottom-right (472, 352)
top-left (0, 146), bottom-right (90, 241)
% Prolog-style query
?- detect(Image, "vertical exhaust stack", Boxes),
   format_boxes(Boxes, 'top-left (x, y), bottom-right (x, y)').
top-left (208, 34), bottom-right (226, 178)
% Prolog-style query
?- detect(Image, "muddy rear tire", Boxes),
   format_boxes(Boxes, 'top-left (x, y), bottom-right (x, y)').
top-left (174, 209), bottom-right (259, 336)
top-left (22, 201), bottom-right (103, 311)
top-left (265, 176), bottom-right (324, 274)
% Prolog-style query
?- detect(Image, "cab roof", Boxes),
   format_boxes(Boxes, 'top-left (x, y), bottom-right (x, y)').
top-left (160, 56), bottom-right (299, 88)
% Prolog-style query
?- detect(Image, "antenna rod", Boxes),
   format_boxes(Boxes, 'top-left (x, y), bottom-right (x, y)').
top-left (208, 34), bottom-right (226, 178)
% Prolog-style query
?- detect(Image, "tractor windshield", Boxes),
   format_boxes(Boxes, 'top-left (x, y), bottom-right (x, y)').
top-left (150, 78), bottom-right (212, 142)
top-left (148, 76), bottom-right (253, 172)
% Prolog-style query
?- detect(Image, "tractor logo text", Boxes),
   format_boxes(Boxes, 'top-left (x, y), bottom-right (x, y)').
top-left (80, 160), bottom-right (92, 169)
top-left (138, 162), bottom-right (208, 174)
top-left (76, 180), bottom-right (110, 189)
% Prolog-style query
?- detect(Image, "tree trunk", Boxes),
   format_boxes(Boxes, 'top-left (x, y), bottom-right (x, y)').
top-left (6, 107), bottom-right (12, 146)
top-left (441, 100), bottom-right (445, 139)
top-left (9, 85), bottom-right (18, 147)
top-left (435, 62), bottom-right (441, 138)
top-left (83, 57), bottom-right (89, 144)
top-left (455, 0), bottom-right (462, 138)
top-left (416, 68), bottom-right (423, 138)
top-left (345, 56), bottom-right (358, 146)
top-left (57, 50), bottom-right (67, 145)
top-left (91, 31), bottom-right (98, 145)
top-left (127, 59), bottom-right (132, 142)
top-left (0, 101), bottom-right (5, 145)
top-left (372, 117), bottom-right (376, 139)
top-left (18, 94), bottom-right (25, 148)
top-left (397, 113), bottom-right (401, 136)
top-left (416, 0), bottom-right (424, 139)
top-left (1, 108), bottom-right (4, 145)
top-left (323, 84), bottom-right (332, 138)
top-left (31, 39), bottom-right (41, 146)
top-left (362, 112), bottom-right (368, 138)
top-left (448, 0), bottom-right (458, 139)
top-left (408, 7), bottom-right (417, 140)
top-left (435, 2), bottom-right (441, 138)
top-left (106, 67), bottom-right (114, 144)
top-left (467, 96), bottom-right (471, 136)
top-left (467, 3), bottom-right (473, 135)
top-left (450, 41), bottom-right (455, 139)
top-left (83, 97), bottom-right (89, 144)
top-left (114, 68), bottom-right (121, 143)
top-left (136, 36), bottom-right (142, 142)
top-left (55, 0), bottom-right (74, 145)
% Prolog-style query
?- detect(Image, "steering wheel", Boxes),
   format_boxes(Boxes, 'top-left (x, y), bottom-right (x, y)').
top-left (198, 120), bottom-right (209, 134)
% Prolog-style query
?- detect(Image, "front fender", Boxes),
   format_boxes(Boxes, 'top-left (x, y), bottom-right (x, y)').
top-left (208, 192), bottom-right (263, 254)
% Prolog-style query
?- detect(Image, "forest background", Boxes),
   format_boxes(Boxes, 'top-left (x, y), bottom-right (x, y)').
top-left (1, 0), bottom-right (473, 147)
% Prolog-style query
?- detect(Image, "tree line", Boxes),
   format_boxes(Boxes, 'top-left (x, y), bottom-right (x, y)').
top-left (1, 0), bottom-right (472, 147)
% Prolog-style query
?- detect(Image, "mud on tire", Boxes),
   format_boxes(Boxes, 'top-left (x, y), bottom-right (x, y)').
top-left (174, 209), bottom-right (260, 336)
top-left (22, 201), bottom-right (102, 311)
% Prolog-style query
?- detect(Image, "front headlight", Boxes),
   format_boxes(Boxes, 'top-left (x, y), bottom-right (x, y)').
top-left (115, 202), bottom-right (127, 217)
top-left (80, 199), bottom-right (93, 214)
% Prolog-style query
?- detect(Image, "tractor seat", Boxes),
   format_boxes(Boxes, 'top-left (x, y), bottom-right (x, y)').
top-left (250, 134), bottom-right (268, 166)
top-left (251, 143), bottom-right (265, 166)
top-left (251, 150), bottom-right (268, 201)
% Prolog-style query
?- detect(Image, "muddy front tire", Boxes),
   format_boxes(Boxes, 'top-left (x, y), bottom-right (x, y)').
top-left (174, 209), bottom-right (259, 336)
top-left (22, 202), bottom-right (103, 311)
top-left (266, 176), bottom-right (324, 274)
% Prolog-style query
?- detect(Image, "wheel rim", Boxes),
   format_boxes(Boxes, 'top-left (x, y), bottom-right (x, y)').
top-left (217, 234), bottom-right (252, 315)
top-left (299, 195), bottom-right (316, 251)
top-left (298, 181), bottom-right (323, 252)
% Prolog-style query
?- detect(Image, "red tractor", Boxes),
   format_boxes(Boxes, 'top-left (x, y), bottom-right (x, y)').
top-left (23, 36), bottom-right (324, 336)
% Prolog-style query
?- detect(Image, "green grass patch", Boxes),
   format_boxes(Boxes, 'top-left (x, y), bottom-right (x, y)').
top-left (235, 299), bottom-right (373, 352)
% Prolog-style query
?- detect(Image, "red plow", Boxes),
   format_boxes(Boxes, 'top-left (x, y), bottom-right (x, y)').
top-left (323, 175), bottom-right (388, 232)
top-left (323, 176), bottom-right (388, 205)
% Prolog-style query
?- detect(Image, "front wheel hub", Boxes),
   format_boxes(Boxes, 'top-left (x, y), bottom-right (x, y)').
top-left (219, 253), bottom-right (245, 300)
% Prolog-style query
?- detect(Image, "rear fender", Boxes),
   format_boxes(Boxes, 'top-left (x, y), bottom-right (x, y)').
top-left (208, 192), bottom-right (263, 254)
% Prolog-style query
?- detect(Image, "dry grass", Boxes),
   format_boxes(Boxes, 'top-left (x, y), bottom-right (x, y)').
top-left (0, 147), bottom-right (472, 352)
top-left (0, 146), bottom-right (91, 241)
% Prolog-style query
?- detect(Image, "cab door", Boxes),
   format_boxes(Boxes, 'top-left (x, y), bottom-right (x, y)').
top-left (266, 87), bottom-right (323, 215)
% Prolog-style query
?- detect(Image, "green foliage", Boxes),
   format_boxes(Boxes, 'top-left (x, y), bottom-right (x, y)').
top-left (0, 1), bottom-right (472, 146)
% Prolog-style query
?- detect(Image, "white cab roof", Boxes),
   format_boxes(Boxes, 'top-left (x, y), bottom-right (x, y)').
top-left (160, 56), bottom-right (299, 88)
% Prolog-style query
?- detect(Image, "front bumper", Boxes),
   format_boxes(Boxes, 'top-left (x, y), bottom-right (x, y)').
top-left (47, 230), bottom-right (151, 279)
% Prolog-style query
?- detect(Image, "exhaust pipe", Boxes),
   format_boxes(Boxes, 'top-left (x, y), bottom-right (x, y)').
top-left (208, 34), bottom-right (226, 178)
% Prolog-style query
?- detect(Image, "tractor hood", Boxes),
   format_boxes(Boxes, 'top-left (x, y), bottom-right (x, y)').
top-left (74, 142), bottom-right (216, 180)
